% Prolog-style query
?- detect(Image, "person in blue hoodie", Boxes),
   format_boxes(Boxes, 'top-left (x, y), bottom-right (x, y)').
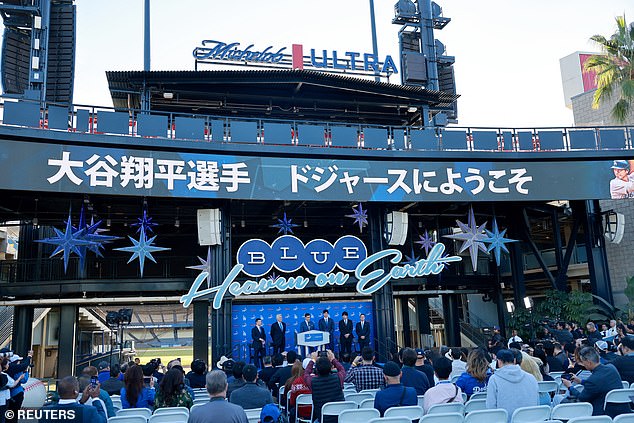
top-left (486, 349), bottom-right (539, 422)
top-left (455, 348), bottom-right (492, 398)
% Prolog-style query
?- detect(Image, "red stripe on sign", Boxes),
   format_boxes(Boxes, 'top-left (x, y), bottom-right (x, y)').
top-left (292, 44), bottom-right (304, 69)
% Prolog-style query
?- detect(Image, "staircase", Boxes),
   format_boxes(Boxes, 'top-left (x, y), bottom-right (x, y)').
top-left (428, 297), bottom-right (492, 347)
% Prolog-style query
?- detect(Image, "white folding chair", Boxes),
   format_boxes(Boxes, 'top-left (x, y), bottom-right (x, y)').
top-left (464, 409), bottom-right (507, 423)
top-left (469, 392), bottom-right (487, 401)
top-left (345, 392), bottom-right (374, 405)
top-left (624, 381), bottom-right (631, 389)
top-left (567, 417), bottom-right (613, 423)
top-left (420, 412), bottom-right (464, 422)
top-left (538, 381), bottom-right (559, 395)
top-left (344, 382), bottom-right (356, 389)
top-left (461, 393), bottom-right (467, 403)
top-left (279, 386), bottom-right (286, 412)
top-left (359, 398), bottom-right (375, 409)
top-left (464, 399), bottom-right (487, 413)
top-left (339, 407), bottom-right (380, 423)
top-left (360, 389), bottom-right (380, 398)
top-left (510, 405), bottom-right (551, 423)
top-left (107, 417), bottom-right (148, 423)
top-left (369, 417), bottom-right (412, 423)
top-left (190, 403), bottom-right (204, 413)
top-left (427, 403), bottom-right (465, 415)
top-left (153, 407), bottom-right (189, 416)
top-left (321, 401), bottom-right (357, 422)
top-left (295, 394), bottom-right (313, 423)
top-left (149, 412), bottom-right (189, 423)
top-left (549, 372), bottom-right (565, 380)
top-left (451, 375), bottom-right (461, 383)
top-left (614, 415), bottom-right (634, 423)
top-left (550, 402), bottom-right (593, 420)
top-left (193, 398), bottom-right (209, 405)
top-left (604, 388), bottom-right (634, 412)
top-left (244, 408), bottom-right (263, 423)
top-left (116, 408), bottom-right (152, 420)
top-left (417, 395), bottom-right (425, 407)
top-left (385, 405), bottom-right (424, 421)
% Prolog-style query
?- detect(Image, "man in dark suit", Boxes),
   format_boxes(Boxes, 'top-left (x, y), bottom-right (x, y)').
top-left (270, 314), bottom-right (286, 355)
top-left (299, 313), bottom-right (315, 333)
top-left (612, 335), bottom-right (634, 384)
top-left (40, 376), bottom-right (106, 423)
top-left (339, 311), bottom-right (354, 355)
top-left (562, 346), bottom-right (632, 417)
top-left (251, 318), bottom-right (266, 369)
top-left (318, 309), bottom-right (335, 351)
top-left (356, 313), bottom-right (371, 351)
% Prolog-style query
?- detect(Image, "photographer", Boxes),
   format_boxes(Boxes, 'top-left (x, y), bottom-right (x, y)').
top-left (303, 350), bottom-right (345, 423)
top-left (344, 347), bottom-right (384, 392)
top-left (548, 321), bottom-right (574, 345)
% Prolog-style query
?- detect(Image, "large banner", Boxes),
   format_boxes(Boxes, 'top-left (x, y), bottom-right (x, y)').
top-left (231, 301), bottom-right (373, 356)
top-left (0, 138), bottom-right (632, 201)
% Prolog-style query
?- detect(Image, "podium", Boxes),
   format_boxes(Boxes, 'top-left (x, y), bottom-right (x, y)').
top-left (296, 330), bottom-right (330, 357)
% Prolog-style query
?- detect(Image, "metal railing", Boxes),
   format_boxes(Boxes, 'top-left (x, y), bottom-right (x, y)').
top-left (1, 97), bottom-right (634, 152)
top-left (0, 255), bottom-right (195, 283)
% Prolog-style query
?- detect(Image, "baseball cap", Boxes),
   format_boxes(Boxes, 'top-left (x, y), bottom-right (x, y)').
top-left (612, 160), bottom-right (629, 170)
top-left (595, 340), bottom-right (608, 351)
top-left (493, 325), bottom-right (500, 330)
top-left (98, 361), bottom-right (109, 371)
top-left (383, 361), bottom-right (401, 377)
top-left (415, 348), bottom-right (425, 357)
top-left (216, 356), bottom-right (230, 369)
top-left (302, 358), bottom-right (312, 369)
top-left (9, 355), bottom-right (22, 363)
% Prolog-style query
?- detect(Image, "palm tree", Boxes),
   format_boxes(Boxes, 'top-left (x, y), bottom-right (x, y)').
top-left (584, 15), bottom-right (634, 123)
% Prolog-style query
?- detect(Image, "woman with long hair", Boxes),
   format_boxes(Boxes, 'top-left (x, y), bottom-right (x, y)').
top-left (121, 365), bottom-right (155, 409)
top-left (286, 360), bottom-right (311, 423)
top-left (155, 368), bottom-right (193, 409)
top-left (455, 348), bottom-right (492, 398)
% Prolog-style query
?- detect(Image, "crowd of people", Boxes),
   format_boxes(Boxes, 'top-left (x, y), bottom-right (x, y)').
top-left (2, 317), bottom-right (634, 422)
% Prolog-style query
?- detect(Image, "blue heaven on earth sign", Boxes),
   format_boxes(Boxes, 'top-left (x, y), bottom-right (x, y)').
top-left (180, 235), bottom-right (462, 309)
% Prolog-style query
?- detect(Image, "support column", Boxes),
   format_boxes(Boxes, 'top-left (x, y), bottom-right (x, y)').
top-left (510, 242), bottom-right (526, 308)
top-left (442, 294), bottom-right (461, 347)
top-left (193, 301), bottom-right (209, 363)
top-left (57, 305), bottom-right (77, 378)
top-left (11, 306), bottom-right (34, 355)
top-left (401, 298), bottom-right (411, 348)
top-left (416, 297), bottom-right (431, 336)
top-left (580, 200), bottom-right (614, 304)
top-left (209, 205), bottom-right (233, 367)
top-left (494, 286), bottom-right (507, 339)
top-left (368, 205), bottom-right (396, 361)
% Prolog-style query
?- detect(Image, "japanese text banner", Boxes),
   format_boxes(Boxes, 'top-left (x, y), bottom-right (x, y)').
top-left (0, 139), bottom-right (623, 201)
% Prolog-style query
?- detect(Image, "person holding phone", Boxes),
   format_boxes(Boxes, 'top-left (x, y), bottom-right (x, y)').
top-left (344, 347), bottom-right (384, 392)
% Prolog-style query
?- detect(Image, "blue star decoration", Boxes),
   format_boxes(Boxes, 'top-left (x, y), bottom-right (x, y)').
top-left (114, 231), bottom-right (171, 277)
top-left (131, 209), bottom-right (158, 236)
top-left (345, 203), bottom-right (369, 233)
top-left (482, 218), bottom-right (517, 267)
top-left (73, 209), bottom-right (120, 265)
top-left (403, 246), bottom-right (420, 266)
top-left (187, 247), bottom-right (213, 288)
top-left (415, 230), bottom-right (436, 256)
top-left (37, 211), bottom-right (96, 272)
top-left (444, 206), bottom-right (489, 272)
top-left (271, 212), bottom-right (300, 235)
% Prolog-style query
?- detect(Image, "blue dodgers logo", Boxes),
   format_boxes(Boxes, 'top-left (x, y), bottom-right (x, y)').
top-left (181, 235), bottom-right (461, 309)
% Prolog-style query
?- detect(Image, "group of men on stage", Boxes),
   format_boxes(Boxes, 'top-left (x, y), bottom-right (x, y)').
top-left (250, 309), bottom-right (371, 367)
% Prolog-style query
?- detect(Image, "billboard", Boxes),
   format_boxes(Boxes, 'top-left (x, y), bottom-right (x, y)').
top-left (0, 138), bottom-right (630, 201)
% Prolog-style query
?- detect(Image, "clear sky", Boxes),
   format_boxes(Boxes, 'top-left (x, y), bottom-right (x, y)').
top-left (55, 1), bottom-right (634, 127)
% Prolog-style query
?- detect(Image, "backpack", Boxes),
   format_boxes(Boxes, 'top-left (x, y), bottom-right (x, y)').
top-left (260, 403), bottom-right (287, 423)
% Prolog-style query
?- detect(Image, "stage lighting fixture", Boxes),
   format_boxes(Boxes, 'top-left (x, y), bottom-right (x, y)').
top-left (118, 308), bottom-right (133, 325)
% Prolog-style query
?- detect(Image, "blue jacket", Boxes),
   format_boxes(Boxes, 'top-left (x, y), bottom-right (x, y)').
top-left (97, 371), bottom-right (110, 384)
top-left (120, 387), bottom-right (155, 409)
top-left (400, 365), bottom-right (430, 395)
top-left (455, 370), bottom-right (491, 397)
top-left (569, 363), bottom-right (632, 417)
top-left (374, 383), bottom-right (417, 416)
top-left (39, 401), bottom-right (107, 423)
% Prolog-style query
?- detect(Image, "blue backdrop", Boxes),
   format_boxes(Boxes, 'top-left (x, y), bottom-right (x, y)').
top-left (231, 301), bottom-right (374, 358)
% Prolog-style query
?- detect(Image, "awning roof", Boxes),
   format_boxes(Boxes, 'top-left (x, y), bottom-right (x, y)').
top-left (106, 69), bottom-right (459, 126)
